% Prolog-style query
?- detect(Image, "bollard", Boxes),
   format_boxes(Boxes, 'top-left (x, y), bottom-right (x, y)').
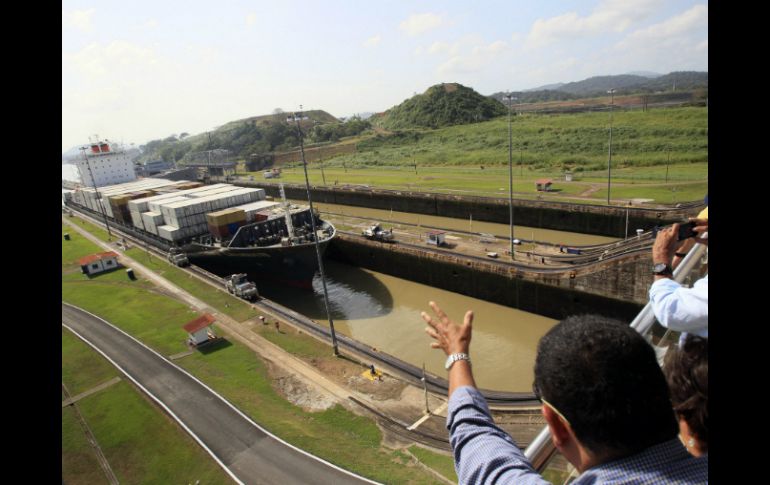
top-left (126, 268), bottom-right (136, 280)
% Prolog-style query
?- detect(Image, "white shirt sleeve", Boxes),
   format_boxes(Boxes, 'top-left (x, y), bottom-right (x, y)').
top-left (649, 274), bottom-right (708, 336)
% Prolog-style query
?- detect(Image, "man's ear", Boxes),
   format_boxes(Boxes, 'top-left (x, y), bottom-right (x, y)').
top-left (543, 404), bottom-right (571, 447)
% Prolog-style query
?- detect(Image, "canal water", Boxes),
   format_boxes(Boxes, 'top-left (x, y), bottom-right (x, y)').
top-left (260, 260), bottom-right (557, 393)
top-left (304, 200), bottom-right (617, 246)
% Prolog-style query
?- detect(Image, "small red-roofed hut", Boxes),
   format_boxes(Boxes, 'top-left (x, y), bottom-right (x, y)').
top-left (78, 252), bottom-right (120, 275)
top-left (183, 313), bottom-right (217, 346)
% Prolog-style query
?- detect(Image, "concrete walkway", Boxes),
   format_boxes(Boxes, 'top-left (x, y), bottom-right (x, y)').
top-left (61, 377), bottom-right (122, 407)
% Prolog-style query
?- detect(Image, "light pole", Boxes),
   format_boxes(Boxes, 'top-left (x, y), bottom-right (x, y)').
top-left (504, 93), bottom-right (516, 259)
top-left (293, 106), bottom-right (339, 357)
top-left (606, 89), bottom-right (616, 205)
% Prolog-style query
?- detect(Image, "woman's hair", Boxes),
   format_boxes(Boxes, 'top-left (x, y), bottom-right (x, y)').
top-left (664, 336), bottom-right (708, 452)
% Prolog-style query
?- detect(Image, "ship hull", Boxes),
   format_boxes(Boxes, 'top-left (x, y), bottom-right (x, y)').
top-left (183, 236), bottom-right (331, 289)
top-left (66, 199), bottom-right (335, 290)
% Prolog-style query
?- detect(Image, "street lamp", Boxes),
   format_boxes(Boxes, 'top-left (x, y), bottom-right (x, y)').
top-left (293, 106), bottom-right (339, 357)
top-left (606, 89), bottom-right (616, 205)
top-left (504, 93), bottom-right (516, 260)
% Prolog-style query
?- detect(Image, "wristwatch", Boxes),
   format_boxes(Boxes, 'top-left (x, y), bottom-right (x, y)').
top-left (652, 262), bottom-right (673, 276)
top-left (445, 353), bottom-right (471, 370)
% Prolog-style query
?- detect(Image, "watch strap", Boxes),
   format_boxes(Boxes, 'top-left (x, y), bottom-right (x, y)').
top-left (445, 352), bottom-right (471, 370)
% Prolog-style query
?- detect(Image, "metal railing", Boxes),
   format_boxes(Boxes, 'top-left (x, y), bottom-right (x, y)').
top-left (523, 242), bottom-right (708, 472)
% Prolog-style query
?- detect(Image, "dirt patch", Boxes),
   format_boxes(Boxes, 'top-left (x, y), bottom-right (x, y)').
top-left (268, 362), bottom-right (337, 412)
top-left (307, 356), bottom-right (408, 402)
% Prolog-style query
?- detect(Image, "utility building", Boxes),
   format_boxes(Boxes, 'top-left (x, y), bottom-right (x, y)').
top-left (79, 251), bottom-right (120, 276)
top-left (183, 313), bottom-right (217, 346)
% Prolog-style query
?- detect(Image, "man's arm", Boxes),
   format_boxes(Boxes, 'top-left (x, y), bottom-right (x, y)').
top-left (422, 302), bottom-right (549, 484)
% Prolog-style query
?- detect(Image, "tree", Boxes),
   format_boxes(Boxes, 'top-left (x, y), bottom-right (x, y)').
top-left (272, 108), bottom-right (285, 114)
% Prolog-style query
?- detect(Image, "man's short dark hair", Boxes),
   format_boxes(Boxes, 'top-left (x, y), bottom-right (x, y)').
top-left (534, 314), bottom-right (678, 458)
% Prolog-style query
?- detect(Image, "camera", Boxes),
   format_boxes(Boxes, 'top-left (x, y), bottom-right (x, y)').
top-left (677, 221), bottom-right (697, 241)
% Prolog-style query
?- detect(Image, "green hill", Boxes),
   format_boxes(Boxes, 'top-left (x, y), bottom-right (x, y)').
top-left (377, 83), bottom-right (507, 130)
top-left (137, 109), bottom-right (369, 164)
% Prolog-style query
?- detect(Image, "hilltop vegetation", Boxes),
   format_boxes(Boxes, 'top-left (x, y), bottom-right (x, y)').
top-left (136, 110), bottom-right (371, 164)
top-left (299, 106), bottom-right (708, 172)
top-left (376, 83), bottom-right (507, 130)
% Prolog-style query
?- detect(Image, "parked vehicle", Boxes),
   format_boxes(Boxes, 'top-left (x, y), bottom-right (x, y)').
top-left (224, 273), bottom-right (259, 301)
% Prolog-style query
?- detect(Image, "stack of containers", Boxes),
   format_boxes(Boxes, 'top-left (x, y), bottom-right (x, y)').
top-left (109, 190), bottom-right (156, 224)
top-left (155, 187), bottom-right (264, 242)
top-left (231, 200), bottom-right (280, 222)
top-left (207, 208), bottom-right (247, 239)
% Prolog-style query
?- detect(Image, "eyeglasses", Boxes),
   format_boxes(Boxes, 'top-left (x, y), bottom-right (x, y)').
top-left (532, 381), bottom-right (571, 427)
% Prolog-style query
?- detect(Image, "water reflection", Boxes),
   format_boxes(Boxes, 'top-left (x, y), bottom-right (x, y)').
top-left (259, 260), bottom-right (393, 320)
top-left (262, 260), bottom-right (556, 392)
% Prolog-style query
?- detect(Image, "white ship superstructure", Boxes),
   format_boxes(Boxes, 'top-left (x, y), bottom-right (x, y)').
top-left (75, 137), bottom-right (136, 187)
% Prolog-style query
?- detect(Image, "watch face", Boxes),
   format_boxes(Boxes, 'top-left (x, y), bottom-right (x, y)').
top-left (653, 263), bottom-right (669, 274)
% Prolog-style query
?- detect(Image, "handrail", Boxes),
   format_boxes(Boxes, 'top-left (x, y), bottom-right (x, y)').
top-left (523, 242), bottom-right (707, 470)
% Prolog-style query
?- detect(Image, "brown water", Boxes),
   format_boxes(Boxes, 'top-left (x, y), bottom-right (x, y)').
top-left (260, 260), bottom-right (556, 392)
top-left (304, 200), bottom-right (618, 246)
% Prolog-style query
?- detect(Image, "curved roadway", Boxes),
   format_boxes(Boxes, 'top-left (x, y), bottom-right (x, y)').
top-left (61, 302), bottom-right (377, 485)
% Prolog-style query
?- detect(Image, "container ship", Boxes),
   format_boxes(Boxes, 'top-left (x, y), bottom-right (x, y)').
top-left (63, 177), bottom-right (336, 288)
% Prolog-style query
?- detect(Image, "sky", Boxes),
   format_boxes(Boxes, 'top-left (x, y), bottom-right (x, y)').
top-left (62, 0), bottom-right (708, 153)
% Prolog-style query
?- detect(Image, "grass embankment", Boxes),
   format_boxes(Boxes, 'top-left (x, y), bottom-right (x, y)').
top-left (62, 329), bottom-right (233, 485)
top-left (62, 221), bottom-right (452, 484)
top-left (244, 106), bottom-right (707, 204)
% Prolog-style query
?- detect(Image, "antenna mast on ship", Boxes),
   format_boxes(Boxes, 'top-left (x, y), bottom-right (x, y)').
top-left (278, 183), bottom-right (295, 240)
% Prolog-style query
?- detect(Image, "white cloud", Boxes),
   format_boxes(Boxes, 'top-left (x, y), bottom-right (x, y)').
top-left (363, 35), bottom-right (381, 48)
top-left (144, 18), bottom-right (158, 29)
top-left (65, 41), bottom-right (160, 80)
top-left (525, 0), bottom-right (662, 49)
top-left (63, 8), bottom-right (96, 32)
top-left (427, 41), bottom-right (450, 55)
top-left (399, 12), bottom-right (446, 36)
top-left (246, 13), bottom-right (257, 26)
top-left (437, 40), bottom-right (508, 75)
top-left (614, 4), bottom-right (707, 50)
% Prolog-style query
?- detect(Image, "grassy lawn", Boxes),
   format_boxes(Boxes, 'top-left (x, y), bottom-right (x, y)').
top-left (62, 224), bottom-right (105, 266)
top-left (409, 446), bottom-right (457, 483)
top-left (124, 247), bottom-right (258, 322)
top-left (62, 329), bottom-right (232, 485)
top-left (63, 222), bottom-right (448, 484)
top-left (62, 406), bottom-right (108, 484)
top-left (243, 106), bottom-right (707, 203)
top-left (66, 215), bottom-right (114, 242)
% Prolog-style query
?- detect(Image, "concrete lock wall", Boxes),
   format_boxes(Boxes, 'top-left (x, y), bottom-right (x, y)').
top-left (241, 182), bottom-right (693, 237)
top-left (327, 234), bottom-right (648, 322)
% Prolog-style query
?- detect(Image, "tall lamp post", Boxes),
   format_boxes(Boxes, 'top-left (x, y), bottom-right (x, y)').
top-left (504, 93), bottom-right (516, 260)
top-left (606, 89), bottom-right (616, 205)
top-left (293, 106), bottom-right (339, 357)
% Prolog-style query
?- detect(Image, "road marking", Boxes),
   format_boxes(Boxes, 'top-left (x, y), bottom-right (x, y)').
top-left (406, 401), bottom-right (448, 431)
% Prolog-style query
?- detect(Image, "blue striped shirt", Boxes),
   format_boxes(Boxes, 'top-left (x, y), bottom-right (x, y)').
top-left (447, 386), bottom-right (708, 484)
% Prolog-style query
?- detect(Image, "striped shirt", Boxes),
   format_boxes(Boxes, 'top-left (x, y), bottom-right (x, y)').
top-left (447, 386), bottom-right (708, 484)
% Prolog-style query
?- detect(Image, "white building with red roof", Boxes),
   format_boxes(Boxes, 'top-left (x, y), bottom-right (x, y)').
top-left (78, 251), bottom-right (120, 276)
top-left (182, 313), bottom-right (217, 346)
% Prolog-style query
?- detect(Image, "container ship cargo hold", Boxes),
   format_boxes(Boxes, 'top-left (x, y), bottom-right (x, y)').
top-left (63, 178), bottom-right (336, 288)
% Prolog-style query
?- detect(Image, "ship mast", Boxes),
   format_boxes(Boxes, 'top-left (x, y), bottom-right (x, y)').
top-left (278, 183), bottom-right (295, 240)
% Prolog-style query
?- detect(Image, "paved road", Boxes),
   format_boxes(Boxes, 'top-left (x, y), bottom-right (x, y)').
top-left (62, 302), bottom-right (377, 485)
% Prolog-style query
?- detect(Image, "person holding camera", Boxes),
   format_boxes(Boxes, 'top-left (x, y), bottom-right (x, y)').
top-left (421, 302), bottom-right (708, 484)
top-left (649, 218), bottom-right (708, 345)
